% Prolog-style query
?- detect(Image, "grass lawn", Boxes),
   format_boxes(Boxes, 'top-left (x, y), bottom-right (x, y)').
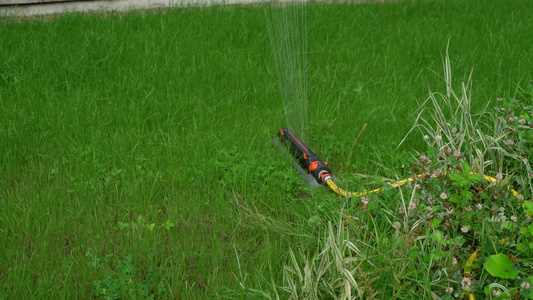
top-left (1, 0), bottom-right (532, 298)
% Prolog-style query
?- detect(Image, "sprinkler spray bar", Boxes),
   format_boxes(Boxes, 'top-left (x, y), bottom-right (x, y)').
top-left (278, 128), bottom-right (333, 184)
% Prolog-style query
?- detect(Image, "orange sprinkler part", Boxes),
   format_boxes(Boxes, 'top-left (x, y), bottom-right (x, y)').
top-left (309, 161), bottom-right (319, 172)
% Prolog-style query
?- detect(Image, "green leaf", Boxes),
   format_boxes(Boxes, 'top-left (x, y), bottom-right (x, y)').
top-left (431, 217), bottom-right (442, 228)
top-left (461, 190), bottom-right (473, 201)
top-left (500, 221), bottom-right (517, 231)
top-left (449, 173), bottom-right (465, 185)
top-left (431, 248), bottom-right (444, 261)
top-left (432, 230), bottom-right (444, 244)
top-left (462, 162), bottom-right (471, 176)
top-left (308, 215), bottom-right (321, 225)
top-left (146, 223), bottom-right (155, 231)
top-left (520, 226), bottom-right (531, 237)
top-left (520, 113), bottom-right (530, 121)
top-left (468, 173), bottom-right (482, 183)
top-left (524, 201), bottom-right (533, 215)
top-left (164, 219), bottom-right (175, 231)
top-left (449, 194), bottom-right (461, 203)
top-left (483, 253), bottom-right (518, 279)
top-left (341, 268), bottom-right (359, 290)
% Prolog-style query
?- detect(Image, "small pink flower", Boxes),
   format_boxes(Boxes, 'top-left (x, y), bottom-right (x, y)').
top-left (428, 199), bottom-right (437, 205)
top-left (461, 226), bottom-right (469, 233)
top-left (434, 169), bottom-right (442, 177)
top-left (506, 140), bottom-right (515, 146)
top-left (497, 97), bottom-right (503, 101)
top-left (445, 287), bottom-right (454, 294)
top-left (398, 207), bottom-right (405, 215)
top-left (511, 216), bottom-right (518, 222)
top-left (461, 277), bottom-right (472, 290)
top-left (408, 202), bottom-right (417, 211)
top-left (517, 194), bottom-right (525, 201)
top-left (501, 107), bottom-right (507, 111)
top-left (420, 153), bottom-right (428, 162)
top-left (507, 116), bottom-right (515, 122)
top-left (453, 151), bottom-right (461, 159)
top-left (361, 196), bottom-right (369, 205)
top-left (476, 203), bottom-right (483, 210)
top-left (451, 258), bottom-right (458, 268)
top-left (392, 222), bottom-right (401, 230)
top-left (440, 192), bottom-right (449, 200)
top-left (492, 290), bottom-right (501, 297)
top-left (521, 281), bottom-right (531, 290)
top-left (495, 173), bottom-right (503, 181)
top-left (444, 148), bottom-right (452, 155)
top-left (519, 118), bottom-right (527, 125)
top-left (446, 209), bottom-right (454, 215)
top-left (423, 135), bottom-right (430, 141)
top-left (451, 127), bottom-right (458, 134)
top-left (465, 207), bottom-right (472, 212)
top-left (435, 135), bottom-right (442, 142)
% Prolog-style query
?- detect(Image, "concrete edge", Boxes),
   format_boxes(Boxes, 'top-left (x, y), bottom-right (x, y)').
top-left (0, 0), bottom-right (276, 17)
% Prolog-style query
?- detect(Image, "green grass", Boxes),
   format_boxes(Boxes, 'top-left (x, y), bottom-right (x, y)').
top-left (1, 0), bottom-right (532, 298)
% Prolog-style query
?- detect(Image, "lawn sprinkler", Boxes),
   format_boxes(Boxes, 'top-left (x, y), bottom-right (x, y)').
top-left (272, 128), bottom-right (382, 197)
top-left (275, 128), bottom-right (333, 185)
top-left (273, 128), bottom-right (380, 197)
top-left (273, 128), bottom-right (522, 199)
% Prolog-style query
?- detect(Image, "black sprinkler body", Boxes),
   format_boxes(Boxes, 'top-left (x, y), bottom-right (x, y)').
top-left (278, 128), bottom-right (333, 184)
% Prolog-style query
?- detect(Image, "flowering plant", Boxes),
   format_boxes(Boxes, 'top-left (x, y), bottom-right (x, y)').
top-left (391, 147), bottom-right (532, 298)
top-left (397, 55), bottom-right (533, 297)
top-left (493, 96), bottom-right (533, 196)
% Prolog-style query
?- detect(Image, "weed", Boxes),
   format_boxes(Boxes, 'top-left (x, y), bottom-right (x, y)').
top-left (86, 252), bottom-right (166, 300)
top-left (276, 212), bottom-right (365, 299)
top-left (492, 96), bottom-right (533, 195)
top-left (212, 144), bottom-right (307, 197)
top-left (402, 48), bottom-right (532, 196)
